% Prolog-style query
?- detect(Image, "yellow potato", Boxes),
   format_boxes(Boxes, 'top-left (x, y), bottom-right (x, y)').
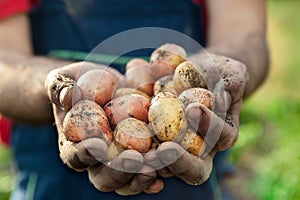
top-left (180, 128), bottom-right (205, 156)
top-left (150, 43), bottom-right (187, 79)
top-left (148, 93), bottom-right (188, 142)
top-left (173, 61), bottom-right (206, 94)
top-left (153, 75), bottom-right (178, 96)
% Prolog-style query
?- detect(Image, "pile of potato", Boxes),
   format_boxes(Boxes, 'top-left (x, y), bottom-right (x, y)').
top-left (60, 43), bottom-right (215, 160)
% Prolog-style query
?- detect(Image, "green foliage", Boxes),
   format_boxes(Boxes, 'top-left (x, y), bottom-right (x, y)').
top-left (233, 99), bottom-right (300, 200)
top-left (0, 146), bottom-right (13, 200)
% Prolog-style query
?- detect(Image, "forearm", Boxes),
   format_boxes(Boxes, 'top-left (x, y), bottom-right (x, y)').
top-left (204, 0), bottom-right (269, 97)
top-left (0, 48), bottom-right (70, 124)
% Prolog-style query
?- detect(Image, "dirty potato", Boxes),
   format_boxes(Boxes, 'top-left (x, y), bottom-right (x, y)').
top-left (62, 100), bottom-right (113, 143)
top-left (178, 88), bottom-right (215, 109)
top-left (103, 94), bottom-right (150, 129)
top-left (173, 61), bottom-right (206, 94)
top-left (180, 128), bottom-right (205, 156)
top-left (148, 93), bottom-right (188, 142)
top-left (150, 43), bottom-right (187, 79)
top-left (153, 75), bottom-right (177, 96)
top-left (77, 69), bottom-right (117, 106)
top-left (105, 118), bottom-right (153, 160)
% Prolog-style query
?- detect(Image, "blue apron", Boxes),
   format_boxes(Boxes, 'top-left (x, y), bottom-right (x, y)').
top-left (10, 1), bottom-right (232, 199)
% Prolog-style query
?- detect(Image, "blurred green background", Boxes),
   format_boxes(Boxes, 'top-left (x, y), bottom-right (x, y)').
top-left (1, 0), bottom-right (300, 199)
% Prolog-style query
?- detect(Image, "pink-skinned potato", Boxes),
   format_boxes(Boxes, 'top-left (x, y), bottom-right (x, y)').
top-left (62, 100), bottom-right (113, 143)
top-left (125, 59), bottom-right (155, 96)
top-left (105, 118), bottom-right (153, 161)
top-left (178, 88), bottom-right (215, 109)
top-left (103, 94), bottom-right (150, 129)
top-left (77, 69), bottom-right (117, 106)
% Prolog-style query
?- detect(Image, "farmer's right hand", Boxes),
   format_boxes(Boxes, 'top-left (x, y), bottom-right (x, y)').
top-left (44, 61), bottom-right (163, 195)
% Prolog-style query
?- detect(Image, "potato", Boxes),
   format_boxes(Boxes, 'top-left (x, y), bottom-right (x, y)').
top-left (178, 88), bottom-right (215, 109)
top-left (103, 94), bottom-right (150, 129)
top-left (173, 61), bottom-right (206, 94)
top-left (113, 87), bottom-right (150, 99)
top-left (63, 100), bottom-right (113, 143)
top-left (105, 118), bottom-right (153, 160)
top-left (77, 69), bottom-right (117, 106)
top-left (125, 60), bottom-right (155, 96)
top-left (148, 93), bottom-right (188, 142)
top-left (180, 128), bottom-right (205, 156)
top-left (153, 75), bottom-right (177, 96)
top-left (114, 118), bottom-right (153, 152)
top-left (125, 58), bottom-right (149, 71)
top-left (150, 43), bottom-right (187, 79)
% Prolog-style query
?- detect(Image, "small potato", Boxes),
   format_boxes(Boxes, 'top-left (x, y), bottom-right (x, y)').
top-left (173, 61), bottom-right (206, 94)
top-left (114, 118), bottom-right (153, 153)
top-left (178, 88), bottom-right (215, 109)
top-left (125, 58), bottom-right (149, 71)
top-left (77, 69), bottom-right (117, 106)
top-left (180, 128), bottom-right (205, 156)
top-left (153, 75), bottom-right (177, 96)
top-left (150, 43), bottom-right (187, 79)
top-left (148, 94), bottom-right (188, 142)
top-left (103, 94), bottom-right (150, 129)
top-left (125, 61), bottom-right (155, 96)
top-left (113, 87), bottom-right (150, 99)
top-left (63, 100), bottom-right (113, 143)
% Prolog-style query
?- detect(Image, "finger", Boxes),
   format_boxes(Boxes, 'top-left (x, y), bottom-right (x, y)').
top-left (157, 142), bottom-right (213, 185)
top-left (60, 138), bottom-right (108, 172)
top-left (143, 149), bottom-right (163, 169)
top-left (115, 165), bottom-right (157, 196)
top-left (143, 178), bottom-right (164, 194)
top-left (186, 102), bottom-right (239, 152)
top-left (88, 150), bottom-right (143, 192)
top-left (144, 149), bottom-right (174, 178)
top-left (157, 167), bottom-right (174, 178)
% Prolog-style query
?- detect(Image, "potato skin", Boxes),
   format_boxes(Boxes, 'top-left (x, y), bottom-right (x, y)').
top-left (150, 43), bottom-right (187, 79)
top-left (63, 100), bottom-right (113, 143)
top-left (77, 69), bottom-right (117, 106)
top-left (103, 94), bottom-right (150, 129)
top-left (148, 93), bottom-right (188, 142)
top-left (153, 75), bottom-right (178, 96)
top-left (180, 128), bottom-right (205, 156)
top-left (113, 87), bottom-right (150, 99)
top-left (178, 88), bottom-right (215, 109)
top-left (114, 118), bottom-right (153, 153)
top-left (125, 60), bottom-right (155, 96)
top-left (173, 61), bottom-right (206, 94)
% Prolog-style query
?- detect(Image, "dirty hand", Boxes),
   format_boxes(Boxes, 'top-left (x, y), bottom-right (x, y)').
top-left (145, 53), bottom-right (248, 185)
top-left (44, 62), bottom-right (163, 195)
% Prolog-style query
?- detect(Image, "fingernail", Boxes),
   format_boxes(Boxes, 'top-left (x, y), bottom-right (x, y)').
top-left (122, 159), bottom-right (142, 172)
top-left (158, 149), bottom-right (180, 163)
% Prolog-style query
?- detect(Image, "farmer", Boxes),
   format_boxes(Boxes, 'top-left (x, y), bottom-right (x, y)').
top-left (0, 0), bottom-right (269, 199)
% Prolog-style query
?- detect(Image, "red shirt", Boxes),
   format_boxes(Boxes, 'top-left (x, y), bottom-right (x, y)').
top-left (0, 0), bottom-right (37, 20)
top-left (0, 0), bottom-right (30, 145)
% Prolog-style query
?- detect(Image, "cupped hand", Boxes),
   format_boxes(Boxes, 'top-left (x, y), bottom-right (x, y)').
top-left (145, 52), bottom-right (248, 186)
top-left (44, 61), bottom-right (162, 195)
top-left (187, 52), bottom-right (248, 152)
